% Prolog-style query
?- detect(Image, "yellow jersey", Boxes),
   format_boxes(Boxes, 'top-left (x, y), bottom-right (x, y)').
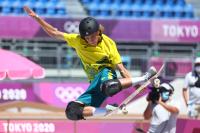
top-left (63, 33), bottom-right (122, 81)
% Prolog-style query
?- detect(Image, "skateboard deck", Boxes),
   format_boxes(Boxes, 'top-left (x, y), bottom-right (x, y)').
top-left (105, 64), bottom-right (165, 116)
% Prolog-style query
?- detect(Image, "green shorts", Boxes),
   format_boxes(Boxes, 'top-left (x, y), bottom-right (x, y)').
top-left (77, 67), bottom-right (117, 107)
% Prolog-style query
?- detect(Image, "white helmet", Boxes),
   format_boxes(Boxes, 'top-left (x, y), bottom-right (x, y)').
top-left (160, 83), bottom-right (174, 93)
top-left (159, 83), bottom-right (174, 101)
top-left (195, 57), bottom-right (200, 65)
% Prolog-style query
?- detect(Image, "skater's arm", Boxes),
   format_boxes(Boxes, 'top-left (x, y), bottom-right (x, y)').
top-left (24, 6), bottom-right (65, 41)
top-left (116, 63), bottom-right (131, 78)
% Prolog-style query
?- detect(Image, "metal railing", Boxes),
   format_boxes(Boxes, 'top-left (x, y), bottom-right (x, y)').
top-left (0, 39), bottom-right (198, 80)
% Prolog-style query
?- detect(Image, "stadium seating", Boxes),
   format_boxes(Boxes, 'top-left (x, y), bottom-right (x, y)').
top-left (99, 0), bottom-right (112, 17)
top-left (0, 0), bottom-right (67, 17)
top-left (80, 0), bottom-right (195, 19)
top-left (56, 1), bottom-right (66, 16)
top-left (0, 0), bottom-right (195, 19)
top-left (35, 1), bottom-right (46, 15)
top-left (1, 0), bottom-right (12, 15)
top-left (46, 1), bottom-right (57, 16)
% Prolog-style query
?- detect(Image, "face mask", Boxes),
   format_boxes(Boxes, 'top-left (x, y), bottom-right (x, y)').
top-left (161, 91), bottom-right (170, 101)
top-left (195, 66), bottom-right (200, 73)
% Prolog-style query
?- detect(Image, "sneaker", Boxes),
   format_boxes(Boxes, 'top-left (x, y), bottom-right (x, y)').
top-left (144, 66), bottom-right (157, 81)
top-left (106, 104), bottom-right (118, 111)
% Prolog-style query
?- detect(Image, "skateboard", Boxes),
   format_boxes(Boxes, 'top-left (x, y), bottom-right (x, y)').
top-left (105, 64), bottom-right (165, 116)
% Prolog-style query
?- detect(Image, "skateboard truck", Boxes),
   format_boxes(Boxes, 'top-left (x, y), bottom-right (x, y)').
top-left (120, 104), bottom-right (128, 114)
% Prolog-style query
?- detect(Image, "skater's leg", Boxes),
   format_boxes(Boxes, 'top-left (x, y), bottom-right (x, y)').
top-left (101, 66), bottom-right (157, 96)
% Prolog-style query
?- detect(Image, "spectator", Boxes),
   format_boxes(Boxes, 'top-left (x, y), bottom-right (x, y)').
top-left (144, 83), bottom-right (180, 133)
top-left (183, 57), bottom-right (200, 119)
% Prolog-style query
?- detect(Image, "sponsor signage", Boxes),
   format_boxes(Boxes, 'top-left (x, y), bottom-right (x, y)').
top-left (0, 82), bottom-right (140, 108)
top-left (0, 120), bottom-right (73, 133)
top-left (0, 82), bottom-right (89, 108)
top-left (151, 20), bottom-right (200, 43)
top-left (0, 16), bottom-right (199, 43)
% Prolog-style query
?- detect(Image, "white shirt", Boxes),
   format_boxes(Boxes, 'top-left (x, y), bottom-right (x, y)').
top-left (148, 99), bottom-right (180, 133)
top-left (184, 72), bottom-right (200, 105)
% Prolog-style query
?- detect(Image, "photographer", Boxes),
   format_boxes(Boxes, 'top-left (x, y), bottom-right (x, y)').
top-left (183, 57), bottom-right (200, 118)
top-left (143, 83), bottom-right (180, 133)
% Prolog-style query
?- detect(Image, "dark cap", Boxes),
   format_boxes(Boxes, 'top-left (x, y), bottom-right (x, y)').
top-left (79, 17), bottom-right (99, 38)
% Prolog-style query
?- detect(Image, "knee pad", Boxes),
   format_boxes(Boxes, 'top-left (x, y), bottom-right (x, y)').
top-left (65, 101), bottom-right (85, 120)
top-left (100, 79), bottom-right (122, 97)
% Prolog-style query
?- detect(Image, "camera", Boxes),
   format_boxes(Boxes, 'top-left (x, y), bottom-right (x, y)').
top-left (147, 83), bottom-right (174, 103)
top-left (147, 87), bottom-right (160, 103)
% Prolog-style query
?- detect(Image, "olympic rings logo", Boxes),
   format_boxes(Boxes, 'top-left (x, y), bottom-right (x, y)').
top-left (55, 86), bottom-right (84, 103)
top-left (64, 21), bottom-right (79, 33)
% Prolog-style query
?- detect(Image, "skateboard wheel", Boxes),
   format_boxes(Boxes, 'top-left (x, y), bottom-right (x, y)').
top-left (122, 106), bottom-right (128, 114)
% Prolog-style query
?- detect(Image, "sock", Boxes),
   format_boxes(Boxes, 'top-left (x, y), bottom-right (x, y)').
top-left (92, 108), bottom-right (107, 116)
top-left (131, 76), bottom-right (146, 86)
